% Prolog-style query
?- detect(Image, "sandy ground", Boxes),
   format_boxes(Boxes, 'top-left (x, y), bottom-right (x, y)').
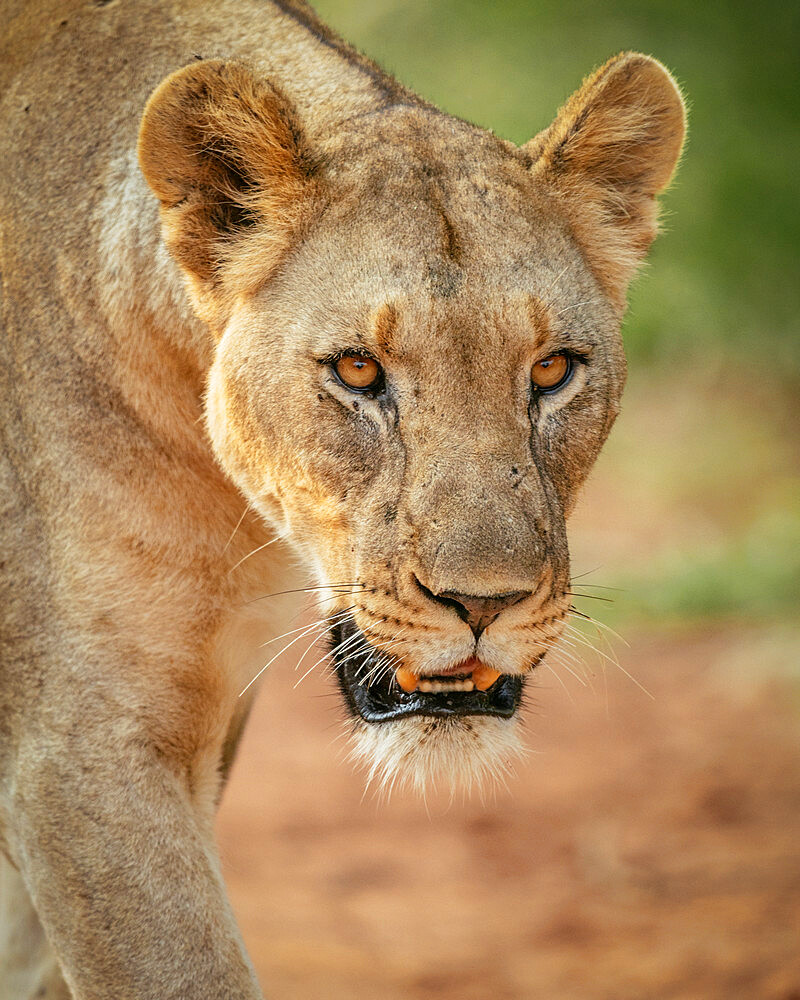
top-left (217, 625), bottom-right (800, 1000)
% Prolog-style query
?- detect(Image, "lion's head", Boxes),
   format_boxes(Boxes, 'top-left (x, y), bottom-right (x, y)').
top-left (139, 53), bottom-right (685, 793)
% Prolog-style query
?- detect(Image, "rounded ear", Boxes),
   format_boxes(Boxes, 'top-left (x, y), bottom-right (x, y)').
top-left (527, 53), bottom-right (686, 308)
top-left (138, 60), bottom-right (320, 324)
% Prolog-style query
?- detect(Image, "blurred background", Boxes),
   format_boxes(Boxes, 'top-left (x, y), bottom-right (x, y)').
top-left (217, 1), bottom-right (800, 996)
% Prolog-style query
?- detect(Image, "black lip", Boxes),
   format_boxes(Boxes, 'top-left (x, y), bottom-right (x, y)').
top-left (330, 616), bottom-right (523, 723)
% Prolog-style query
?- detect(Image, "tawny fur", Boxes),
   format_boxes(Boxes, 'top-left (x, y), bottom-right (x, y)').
top-left (0, 0), bottom-right (684, 996)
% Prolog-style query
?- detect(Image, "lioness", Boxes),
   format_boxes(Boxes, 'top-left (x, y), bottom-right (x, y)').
top-left (0, 0), bottom-right (685, 995)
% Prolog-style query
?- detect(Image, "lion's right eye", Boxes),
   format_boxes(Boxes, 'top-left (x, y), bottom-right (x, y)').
top-left (333, 354), bottom-right (384, 393)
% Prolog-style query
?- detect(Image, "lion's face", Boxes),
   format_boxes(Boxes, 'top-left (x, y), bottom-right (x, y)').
top-left (140, 56), bottom-right (684, 791)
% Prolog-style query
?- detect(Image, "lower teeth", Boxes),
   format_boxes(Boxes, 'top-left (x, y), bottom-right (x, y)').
top-left (417, 678), bottom-right (475, 693)
top-left (392, 664), bottom-right (504, 695)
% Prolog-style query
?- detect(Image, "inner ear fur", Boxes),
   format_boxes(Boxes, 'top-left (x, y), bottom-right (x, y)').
top-left (528, 52), bottom-right (686, 308)
top-left (138, 59), bottom-right (320, 323)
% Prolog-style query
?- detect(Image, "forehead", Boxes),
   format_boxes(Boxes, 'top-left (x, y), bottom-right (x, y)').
top-left (311, 109), bottom-right (583, 282)
top-left (320, 158), bottom-right (575, 282)
top-left (296, 207), bottom-right (600, 362)
top-left (274, 110), bottom-right (609, 354)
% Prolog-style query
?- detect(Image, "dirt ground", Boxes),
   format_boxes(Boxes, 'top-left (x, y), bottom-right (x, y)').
top-left (216, 625), bottom-right (800, 1000)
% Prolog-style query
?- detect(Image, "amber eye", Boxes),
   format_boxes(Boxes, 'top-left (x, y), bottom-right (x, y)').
top-left (531, 353), bottom-right (572, 393)
top-left (333, 354), bottom-right (384, 392)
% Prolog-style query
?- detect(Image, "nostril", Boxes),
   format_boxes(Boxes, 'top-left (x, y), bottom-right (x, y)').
top-left (414, 578), bottom-right (530, 638)
top-left (439, 590), bottom-right (530, 637)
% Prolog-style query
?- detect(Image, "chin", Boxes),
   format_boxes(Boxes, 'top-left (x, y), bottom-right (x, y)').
top-left (346, 712), bottom-right (527, 800)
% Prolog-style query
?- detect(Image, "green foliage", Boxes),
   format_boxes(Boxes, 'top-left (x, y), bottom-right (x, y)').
top-left (577, 505), bottom-right (800, 627)
top-left (565, 376), bottom-right (800, 627)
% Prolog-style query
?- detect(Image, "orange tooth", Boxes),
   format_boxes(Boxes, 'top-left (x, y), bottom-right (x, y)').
top-left (395, 667), bottom-right (419, 693)
top-left (471, 664), bottom-right (502, 691)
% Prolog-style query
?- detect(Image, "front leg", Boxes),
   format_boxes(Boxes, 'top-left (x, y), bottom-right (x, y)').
top-left (8, 683), bottom-right (262, 1000)
top-left (0, 854), bottom-right (71, 1000)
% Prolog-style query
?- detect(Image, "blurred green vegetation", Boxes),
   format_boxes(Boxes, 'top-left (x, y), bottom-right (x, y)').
top-left (623, 506), bottom-right (800, 622)
top-left (566, 377), bottom-right (800, 628)
top-left (314, 0), bottom-right (799, 629)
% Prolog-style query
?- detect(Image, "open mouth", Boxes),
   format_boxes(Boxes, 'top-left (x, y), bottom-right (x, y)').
top-left (330, 616), bottom-right (523, 723)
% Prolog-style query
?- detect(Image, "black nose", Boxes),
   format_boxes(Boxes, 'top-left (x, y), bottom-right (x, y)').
top-left (416, 579), bottom-right (530, 638)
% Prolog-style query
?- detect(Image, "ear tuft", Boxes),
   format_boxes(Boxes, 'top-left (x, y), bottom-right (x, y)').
top-left (528, 53), bottom-right (686, 307)
top-left (138, 60), bottom-right (320, 323)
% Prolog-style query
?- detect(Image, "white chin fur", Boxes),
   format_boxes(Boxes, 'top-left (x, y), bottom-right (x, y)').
top-left (347, 714), bottom-right (525, 799)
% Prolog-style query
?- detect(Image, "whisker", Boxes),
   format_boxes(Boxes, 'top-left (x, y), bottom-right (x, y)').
top-left (542, 646), bottom-right (588, 687)
top-left (540, 661), bottom-right (576, 702)
top-left (556, 297), bottom-right (603, 315)
top-left (239, 619), bottom-right (333, 697)
top-left (294, 625), bottom-right (370, 689)
top-left (565, 591), bottom-right (615, 603)
top-left (358, 622), bottom-right (409, 680)
top-left (350, 642), bottom-right (394, 686)
top-left (291, 627), bottom-right (334, 675)
top-left (537, 263), bottom-right (571, 311)
top-left (355, 628), bottom-right (408, 687)
top-left (227, 536), bottom-right (279, 574)
top-left (222, 504), bottom-right (251, 555)
top-left (569, 566), bottom-right (605, 582)
top-left (327, 625), bottom-right (369, 661)
top-left (568, 609), bottom-right (629, 647)
top-left (547, 634), bottom-right (591, 669)
top-left (360, 647), bottom-right (401, 689)
top-left (244, 583), bottom-right (369, 606)
top-left (289, 591), bottom-right (363, 627)
top-left (295, 616), bottom-right (400, 692)
top-left (292, 644), bottom-right (331, 689)
top-left (562, 623), bottom-right (651, 698)
top-left (259, 606), bottom-right (357, 649)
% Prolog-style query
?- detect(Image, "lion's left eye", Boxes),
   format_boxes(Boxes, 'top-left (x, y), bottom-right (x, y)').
top-left (531, 353), bottom-right (573, 393)
top-left (333, 354), bottom-right (384, 393)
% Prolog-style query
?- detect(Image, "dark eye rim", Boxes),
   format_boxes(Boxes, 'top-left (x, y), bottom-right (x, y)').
top-left (531, 352), bottom-right (578, 395)
top-left (326, 350), bottom-right (386, 395)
